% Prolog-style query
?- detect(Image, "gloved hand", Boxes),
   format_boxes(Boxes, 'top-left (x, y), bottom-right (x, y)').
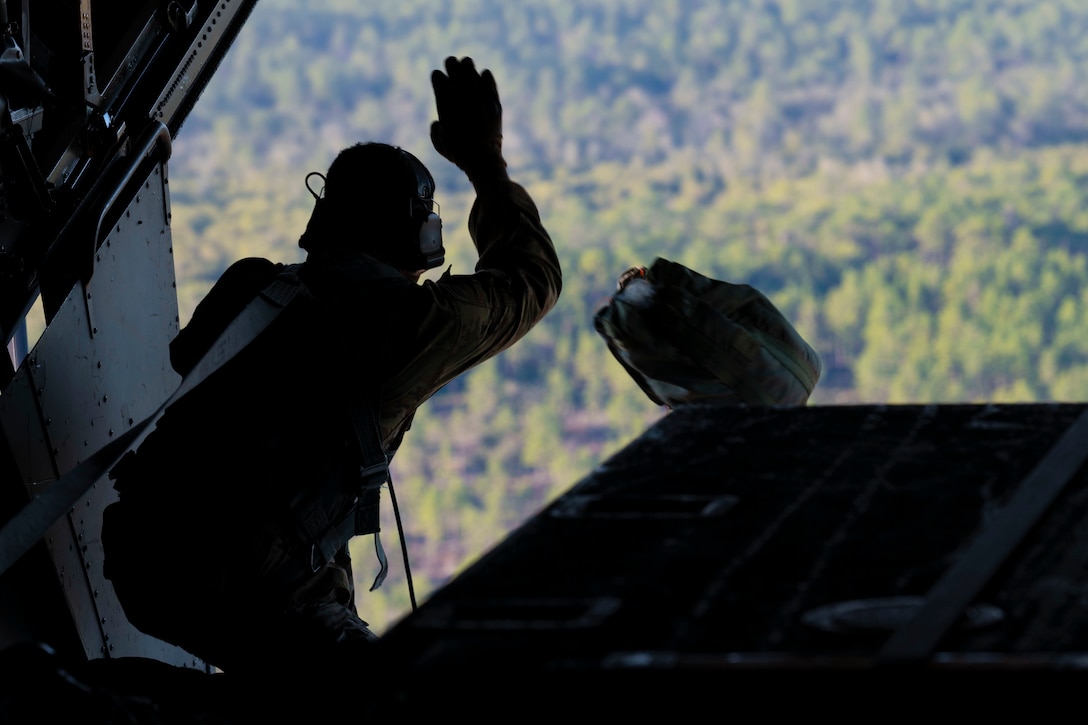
top-left (430, 56), bottom-right (508, 184)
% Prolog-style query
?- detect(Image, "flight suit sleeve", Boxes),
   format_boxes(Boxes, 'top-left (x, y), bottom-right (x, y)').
top-left (378, 177), bottom-right (562, 444)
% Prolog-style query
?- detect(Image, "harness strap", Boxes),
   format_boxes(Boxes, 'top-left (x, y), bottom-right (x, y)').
top-left (347, 390), bottom-right (391, 591)
top-left (285, 370), bottom-right (392, 591)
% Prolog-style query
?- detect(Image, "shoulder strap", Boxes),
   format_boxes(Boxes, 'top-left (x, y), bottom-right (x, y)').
top-left (287, 393), bottom-right (391, 592)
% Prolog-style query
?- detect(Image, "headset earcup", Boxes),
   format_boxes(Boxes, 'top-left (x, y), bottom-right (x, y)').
top-left (417, 211), bottom-right (444, 269)
top-left (398, 147), bottom-right (444, 269)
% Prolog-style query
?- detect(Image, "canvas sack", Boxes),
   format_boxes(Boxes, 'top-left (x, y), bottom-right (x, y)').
top-left (593, 258), bottom-right (822, 408)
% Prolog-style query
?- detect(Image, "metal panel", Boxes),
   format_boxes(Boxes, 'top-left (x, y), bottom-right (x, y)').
top-left (6, 164), bottom-right (180, 481)
top-left (0, 161), bottom-right (206, 668)
top-left (0, 351), bottom-right (52, 485)
top-left (153, 0), bottom-right (257, 129)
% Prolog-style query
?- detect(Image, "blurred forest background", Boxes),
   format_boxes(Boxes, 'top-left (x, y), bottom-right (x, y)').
top-left (165, 0), bottom-right (1088, 632)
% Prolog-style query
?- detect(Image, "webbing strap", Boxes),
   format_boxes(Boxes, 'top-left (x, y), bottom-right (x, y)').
top-left (369, 531), bottom-right (389, 593)
top-left (288, 366), bottom-right (391, 589)
top-left (349, 393), bottom-right (391, 590)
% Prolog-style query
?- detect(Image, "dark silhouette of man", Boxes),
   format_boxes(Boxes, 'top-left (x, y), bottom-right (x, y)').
top-left (101, 57), bottom-right (562, 676)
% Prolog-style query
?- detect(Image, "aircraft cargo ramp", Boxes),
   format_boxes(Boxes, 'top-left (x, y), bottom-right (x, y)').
top-left (370, 401), bottom-right (1088, 712)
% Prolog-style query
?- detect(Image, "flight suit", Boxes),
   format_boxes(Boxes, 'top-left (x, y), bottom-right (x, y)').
top-left (102, 176), bottom-right (561, 674)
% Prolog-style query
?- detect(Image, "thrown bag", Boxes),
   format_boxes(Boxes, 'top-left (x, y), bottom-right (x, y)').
top-left (593, 258), bottom-right (822, 408)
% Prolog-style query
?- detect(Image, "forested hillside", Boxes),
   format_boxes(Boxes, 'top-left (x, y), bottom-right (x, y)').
top-left (166, 0), bottom-right (1088, 631)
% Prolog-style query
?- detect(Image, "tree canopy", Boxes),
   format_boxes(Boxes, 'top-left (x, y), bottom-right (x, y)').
top-left (166, 0), bottom-right (1088, 631)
